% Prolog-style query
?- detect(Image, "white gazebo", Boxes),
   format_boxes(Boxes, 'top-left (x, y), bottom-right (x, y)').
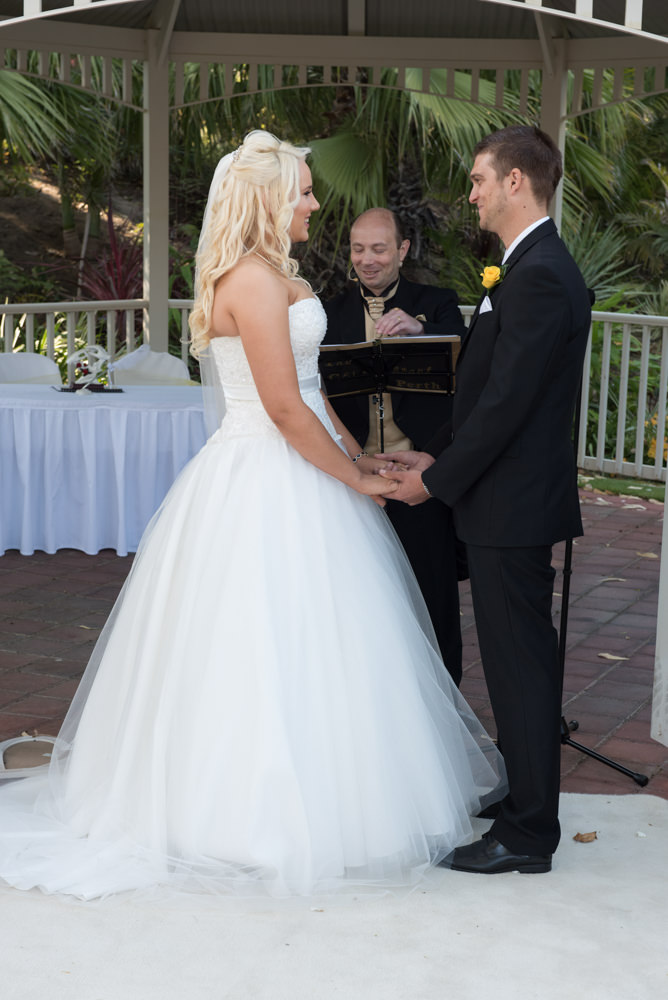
top-left (1, 0), bottom-right (667, 349)
top-left (1, 0), bottom-right (667, 743)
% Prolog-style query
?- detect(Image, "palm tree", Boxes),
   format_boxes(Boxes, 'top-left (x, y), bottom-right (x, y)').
top-left (0, 69), bottom-right (66, 166)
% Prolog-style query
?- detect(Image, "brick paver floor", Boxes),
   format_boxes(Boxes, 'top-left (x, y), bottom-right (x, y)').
top-left (0, 488), bottom-right (666, 797)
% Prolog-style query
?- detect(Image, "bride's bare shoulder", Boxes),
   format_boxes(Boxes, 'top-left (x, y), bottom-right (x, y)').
top-left (211, 259), bottom-right (290, 337)
top-left (217, 258), bottom-right (286, 301)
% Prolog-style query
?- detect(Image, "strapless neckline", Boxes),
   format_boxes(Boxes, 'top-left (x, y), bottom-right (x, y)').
top-left (289, 297), bottom-right (318, 311)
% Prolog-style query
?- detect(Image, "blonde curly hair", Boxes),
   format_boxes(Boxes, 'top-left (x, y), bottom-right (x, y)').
top-left (189, 131), bottom-right (311, 357)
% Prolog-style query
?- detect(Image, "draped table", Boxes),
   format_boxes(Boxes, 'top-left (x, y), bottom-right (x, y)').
top-left (0, 384), bottom-right (207, 556)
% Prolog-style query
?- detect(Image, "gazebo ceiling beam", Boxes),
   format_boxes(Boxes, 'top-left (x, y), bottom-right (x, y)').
top-left (147, 0), bottom-right (182, 67)
top-left (481, 0), bottom-right (667, 46)
top-left (533, 11), bottom-right (559, 77)
top-left (0, 20), bottom-right (145, 59)
top-left (1, 21), bottom-right (666, 75)
top-left (166, 32), bottom-right (545, 67)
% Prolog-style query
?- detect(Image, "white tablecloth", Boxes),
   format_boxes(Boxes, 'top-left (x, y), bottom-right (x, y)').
top-left (0, 384), bottom-right (207, 556)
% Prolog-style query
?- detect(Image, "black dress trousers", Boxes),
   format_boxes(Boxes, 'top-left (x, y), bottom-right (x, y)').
top-left (465, 543), bottom-right (563, 856)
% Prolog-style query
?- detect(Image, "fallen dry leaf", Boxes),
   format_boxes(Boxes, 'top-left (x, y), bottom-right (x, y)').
top-left (598, 652), bottom-right (629, 660)
top-left (573, 831), bottom-right (598, 843)
top-left (636, 551), bottom-right (658, 558)
top-left (622, 503), bottom-right (646, 510)
top-left (600, 577), bottom-right (627, 583)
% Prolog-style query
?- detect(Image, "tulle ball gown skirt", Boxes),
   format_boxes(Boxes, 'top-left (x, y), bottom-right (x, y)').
top-left (0, 419), bottom-right (505, 899)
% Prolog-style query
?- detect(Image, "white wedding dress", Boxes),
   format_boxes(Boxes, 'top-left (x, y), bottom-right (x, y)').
top-left (0, 297), bottom-right (504, 899)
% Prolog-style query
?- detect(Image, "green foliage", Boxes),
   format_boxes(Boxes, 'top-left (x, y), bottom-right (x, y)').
top-left (0, 249), bottom-right (61, 303)
top-left (0, 69), bottom-right (67, 162)
top-left (560, 216), bottom-right (641, 307)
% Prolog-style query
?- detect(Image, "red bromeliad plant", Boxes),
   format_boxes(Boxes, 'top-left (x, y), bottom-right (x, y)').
top-left (79, 204), bottom-right (143, 302)
top-left (78, 204), bottom-right (143, 352)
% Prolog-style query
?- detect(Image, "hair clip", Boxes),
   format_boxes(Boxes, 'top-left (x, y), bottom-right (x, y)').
top-left (232, 146), bottom-right (241, 162)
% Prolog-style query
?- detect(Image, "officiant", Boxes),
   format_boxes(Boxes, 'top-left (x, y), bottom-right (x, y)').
top-left (323, 208), bottom-right (466, 685)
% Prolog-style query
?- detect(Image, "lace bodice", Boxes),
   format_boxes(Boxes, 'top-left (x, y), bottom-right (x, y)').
top-left (209, 297), bottom-right (336, 441)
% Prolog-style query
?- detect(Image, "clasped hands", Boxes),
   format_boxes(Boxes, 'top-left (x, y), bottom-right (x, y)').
top-left (356, 450), bottom-right (436, 506)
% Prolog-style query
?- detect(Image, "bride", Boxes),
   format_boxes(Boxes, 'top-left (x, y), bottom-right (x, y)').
top-left (0, 131), bottom-right (505, 899)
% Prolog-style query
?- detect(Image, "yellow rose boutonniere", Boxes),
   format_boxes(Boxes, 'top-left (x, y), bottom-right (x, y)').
top-left (480, 265), bottom-right (506, 290)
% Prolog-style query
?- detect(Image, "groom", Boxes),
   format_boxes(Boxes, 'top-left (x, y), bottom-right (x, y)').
top-left (380, 125), bottom-right (592, 873)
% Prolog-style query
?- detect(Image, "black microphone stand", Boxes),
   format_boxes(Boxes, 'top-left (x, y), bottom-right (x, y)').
top-left (559, 379), bottom-right (648, 786)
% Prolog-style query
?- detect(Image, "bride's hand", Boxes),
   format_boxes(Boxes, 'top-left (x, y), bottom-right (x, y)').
top-left (357, 472), bottom-right (398, 507)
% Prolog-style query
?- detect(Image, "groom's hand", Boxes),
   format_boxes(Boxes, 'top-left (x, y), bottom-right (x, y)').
top-left (378, 467), bottom-right (430, 506)
top-left (375, 450), bottom-right (435, 473)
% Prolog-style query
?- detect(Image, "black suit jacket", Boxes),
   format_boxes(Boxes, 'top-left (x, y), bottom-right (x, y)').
top-left (322, 275), bottom-right (465, 450)
top-left (422, 220), bottom-right (591, 548)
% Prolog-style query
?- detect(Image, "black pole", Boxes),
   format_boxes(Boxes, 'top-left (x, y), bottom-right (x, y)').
top-left (559, 373), bottom-right (648, 786)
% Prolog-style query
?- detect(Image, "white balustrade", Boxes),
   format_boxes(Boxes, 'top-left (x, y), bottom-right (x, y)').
top-left (2, 299), bottom-right (667, 482)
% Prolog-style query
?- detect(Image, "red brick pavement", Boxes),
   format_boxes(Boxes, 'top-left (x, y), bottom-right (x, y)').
top-left (0, 489), bottom-right (666, 797)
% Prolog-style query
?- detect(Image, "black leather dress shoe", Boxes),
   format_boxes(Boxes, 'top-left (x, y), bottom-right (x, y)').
top-left (440, 834), bottom-right (552, 874)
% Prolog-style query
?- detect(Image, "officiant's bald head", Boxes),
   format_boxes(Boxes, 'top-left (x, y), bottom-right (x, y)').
top-left (350, 209), bottom-right (410, 296)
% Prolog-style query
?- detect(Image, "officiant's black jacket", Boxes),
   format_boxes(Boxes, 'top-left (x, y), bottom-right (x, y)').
top-left (422, 219), bottom-right (592, 547)
top-left (321, 275), bottom-right (466, 449)
top-left (322, 274), bottom-right (466, 685)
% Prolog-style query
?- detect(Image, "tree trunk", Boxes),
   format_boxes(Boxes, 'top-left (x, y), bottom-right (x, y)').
top-left (58, 160), bottom-right (81, 258)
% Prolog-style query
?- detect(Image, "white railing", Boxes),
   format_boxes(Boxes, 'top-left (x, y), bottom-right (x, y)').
top-left (2, 299), bottom-right (668, 483)
top-left (578, 311), bottom-right (668, 483)
top-left (0, 298), bottom-right (149, 365)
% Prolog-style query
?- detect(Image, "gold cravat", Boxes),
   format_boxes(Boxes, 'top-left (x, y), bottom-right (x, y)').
top-left (360, 279), bottom-right (400, 324)
top-left (358, 280), bottom-right (413, 456)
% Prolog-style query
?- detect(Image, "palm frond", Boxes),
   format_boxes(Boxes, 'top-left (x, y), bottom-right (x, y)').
top-left (308, 130), bottom-right (386, 249)
top-left (0, 70), bottom-right (66, 160)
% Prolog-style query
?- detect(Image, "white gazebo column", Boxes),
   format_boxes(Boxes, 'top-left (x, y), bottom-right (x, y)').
top-left (142, 29), bottom-right (170, 352)
top-left (651, 489), bottom-right (668, 747)
top-left (538, 33), bottom-right (567, 231)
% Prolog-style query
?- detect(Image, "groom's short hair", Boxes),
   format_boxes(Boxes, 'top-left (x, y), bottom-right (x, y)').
top-left (474, 126), bottom-right (563, 207)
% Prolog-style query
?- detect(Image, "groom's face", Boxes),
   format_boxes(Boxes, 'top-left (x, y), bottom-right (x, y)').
top-left (469, 152), bottom-right (510, 237)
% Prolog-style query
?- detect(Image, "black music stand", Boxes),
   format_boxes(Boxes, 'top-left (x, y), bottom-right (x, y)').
top-left (319, 335), bottom-right (460, 452)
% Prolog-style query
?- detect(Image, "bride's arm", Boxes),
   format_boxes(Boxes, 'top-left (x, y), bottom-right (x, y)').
top-left (215, 266), bottom-right (395, 500)
top-left (321, 396), bottom-right (390, 473)
top-left (321, 396), bottom-right (362, 458)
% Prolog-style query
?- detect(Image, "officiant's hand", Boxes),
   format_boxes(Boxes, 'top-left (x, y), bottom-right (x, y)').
top-left (378, 467), bottom-right (429, 506)
top-left (375, 308), bottom-right (423, 338)
top-left (375, 450), bottom-right (435, 473)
